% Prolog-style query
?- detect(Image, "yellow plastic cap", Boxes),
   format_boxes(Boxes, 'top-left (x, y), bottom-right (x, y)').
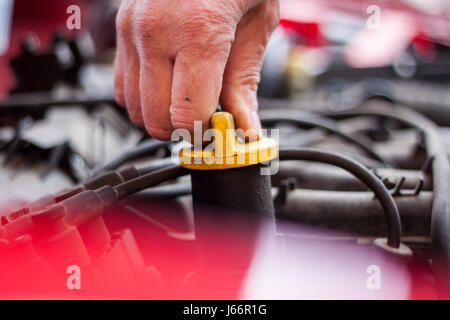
top-left (179, 112), bottom-right (278, 170)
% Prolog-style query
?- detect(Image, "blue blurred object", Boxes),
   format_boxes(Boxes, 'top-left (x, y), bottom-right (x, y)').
top-left (0, 0), bottom-right (14, 55)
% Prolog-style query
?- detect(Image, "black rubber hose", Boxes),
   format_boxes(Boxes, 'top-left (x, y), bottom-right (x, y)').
top-left (0, 95), bottom-right (116, 109)
top-left (137, 157), bottom-right (175, 175)
top-left (279, 148), bottom-right (402, 248)
top-left (274, 162), bottom-right (431, 192)
top-left (127, 183), bottom-right (192, 199)
top-left (114, 165), bottom-right (188, 198)
top-left (278, 189), bottom-right (432, 238)
top-left (260, 112), bottom-right (389, 166)
top-left (91, 139), bottom-right (170, 176)
top-left (318, 104), bottom-right (450, 297)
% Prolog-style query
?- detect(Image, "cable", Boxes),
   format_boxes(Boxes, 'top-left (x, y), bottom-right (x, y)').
top-left (127, 183), bottom-right (192, 199)
top-left (137, 157), bottom-right (175, 175)
top-left (114, 165), bottom-right (188, 199)
top-left (278, 189), bottom-right (432, 238)
top-left (1, 166), bottom-right (141, 225)
top-left (274, 162), bottom-right (430, 192)
top-left (317, 103), bottom-right (450, 297)
top-left (279, 148), bottom-right (402, 248)
top-left (91, 139), bottom-right (170, 176)
top-left (0, 95), bottom-right (117, 109)
top-left (260, 112), bottom-right (389, 167)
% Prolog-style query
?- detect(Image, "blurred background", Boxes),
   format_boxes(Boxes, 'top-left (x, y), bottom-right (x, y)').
top-left (0, 0), bottom-right (449, 299)
top-left (0, 0), bottom-right (449, 195)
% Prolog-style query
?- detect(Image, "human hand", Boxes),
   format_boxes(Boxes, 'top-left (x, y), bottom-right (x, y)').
top-left (114, 0), bottom-right (279, 140)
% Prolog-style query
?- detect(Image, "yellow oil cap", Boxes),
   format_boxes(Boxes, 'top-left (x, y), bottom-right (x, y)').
top-left (179, 112), bottom-right (278, 170)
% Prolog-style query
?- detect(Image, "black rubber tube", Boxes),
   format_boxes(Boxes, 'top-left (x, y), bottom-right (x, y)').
top-left (91, 139), bottom-right (169, 176)
top-left (0, 95), bottom-right (117, 109)
top-left (278, 189), bottom-right (432, 238)
top-left (274, 162), bottom-right (431, 192)
top-left (279, 148), bottom-right (402, 248)
top-left (114, 165), bottom-right (188, 198)
top-left (127, 183), bottom-right (192, 199)
top-left (137, 157), bottom-right (175, 175)
top-left (260, 112), bottom-right (389, 166)
top-left (318, 104), bottom-right (450, 297)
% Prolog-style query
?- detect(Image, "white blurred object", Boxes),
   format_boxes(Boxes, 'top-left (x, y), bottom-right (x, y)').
top-left (242, 222), bottom-right (410, 299)
top-left (401, 0), bottom-right (450, 14)
top-left (23, 106), bottom-right (142, 165)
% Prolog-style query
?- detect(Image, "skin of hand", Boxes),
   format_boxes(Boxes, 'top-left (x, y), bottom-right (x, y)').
top-left (114, 0), bottom-right (280, 141)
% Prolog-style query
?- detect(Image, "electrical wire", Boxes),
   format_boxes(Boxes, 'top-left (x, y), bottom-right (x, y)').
top-left (114, 165), bottom-right (188, 199)
top-left (260, 111), bottom-right (390, 167)
top-left (137, 157), bottom-right (175, 175)
top-left (0, 95), bottom-right (117, 109)
top-left (317, 103), bottom-right (450, 297)
top-left (279, 148), bottom-right (402, 248)
top-left (127, 183), bottom-right (192, 199)
top-left (91, 139), bottom-right (170, 176)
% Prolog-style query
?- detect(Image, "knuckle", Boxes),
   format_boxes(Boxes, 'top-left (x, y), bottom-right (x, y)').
top-left (134, 13), bottom-right (160, 40)
top-left (116, 11), bottom-right (131, 40)
top-left (269, 12), bottom-right (280, 31)
top-left (176, 32), bottom-right (233, 63)
top-left (266, 0), bottom-right (280, 30)
top-left (171, 6), bottom-right (235, 54)
top-left (234, 68), bottom-right (262, 88)
top-left (134, 19), bottom-right (166, 59)
top-left (133, 10), bottom-right (169, 59)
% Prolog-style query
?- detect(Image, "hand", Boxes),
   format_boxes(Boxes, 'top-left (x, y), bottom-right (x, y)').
top-left (114, 0), bottom-right (279, 140)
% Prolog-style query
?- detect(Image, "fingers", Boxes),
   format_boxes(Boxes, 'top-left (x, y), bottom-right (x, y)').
top-left (115, 0), bottom-right (177, 139)
top-left (138, 55), bottom-right (174, 140)
top-left (114, 0), bottom-right (279, 141)
top-left (123, 49), bottom-right (144, 127)
top-left (170, 42), bottom-right (233, 133)
top-left (115, 0), bottom-right (239, 138)
top-left (220, 1), bottom-right (279, 140)
top-left (115, 0), bottom-right (144, 127)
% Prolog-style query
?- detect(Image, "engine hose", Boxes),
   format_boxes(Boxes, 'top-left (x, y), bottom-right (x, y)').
top-left (260, 112), bottom-right (389, 167)
top-left (279, 148), bottom-right (401, 248)
top-left (91, 139), bottom-right (170, 176)
top-left (318, 103), bottom-right (450, 297)
top-left (114, 165), bottom-right (188, 199)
